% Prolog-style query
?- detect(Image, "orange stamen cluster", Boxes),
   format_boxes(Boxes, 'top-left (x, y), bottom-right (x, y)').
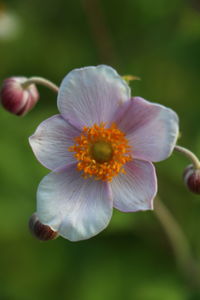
top-left (69, 123), bottom-right (132, 182)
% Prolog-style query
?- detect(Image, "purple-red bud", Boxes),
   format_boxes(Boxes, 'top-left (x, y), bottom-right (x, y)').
top-left (0, 77), bottom-right (39, 116)
top-left (183, 164), bottom-right (200, 194)
top-left (29, 213), bottom-right (58, 241)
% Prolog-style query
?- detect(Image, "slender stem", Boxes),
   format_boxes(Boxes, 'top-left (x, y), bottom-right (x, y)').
top-left (174, 145), bottom-right (200, 169)
top-left (154, 196), bottom-right (200, 289)
top-left (81, 0), bottom-right (118, 65)
top-left (21, 77), bottom-right (59, 93)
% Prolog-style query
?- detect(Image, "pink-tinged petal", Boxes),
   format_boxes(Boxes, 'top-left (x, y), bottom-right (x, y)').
top-left (37, 163), bottom-right (113, 241)
top-left (113, 97), bottom-right (179, 162)
top-left (57, 65), bottom-right (130, 129)
top-left (29, 115), bottom-right (80, 171)
top-left (111, 160), bottom-right (157, 212)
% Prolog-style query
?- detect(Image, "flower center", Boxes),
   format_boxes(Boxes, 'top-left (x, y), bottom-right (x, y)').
top-left (91, 141), bottom-right (113, 163)
top-left (69, 123), bottom-right (132, 181)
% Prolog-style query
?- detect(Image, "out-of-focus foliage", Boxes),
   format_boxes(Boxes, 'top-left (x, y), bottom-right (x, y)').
top-left (0, 0), bottom-right (200, 299)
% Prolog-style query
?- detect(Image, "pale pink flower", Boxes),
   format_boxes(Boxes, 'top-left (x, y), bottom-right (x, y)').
top-left (29, 65), bottom-right (179, 241)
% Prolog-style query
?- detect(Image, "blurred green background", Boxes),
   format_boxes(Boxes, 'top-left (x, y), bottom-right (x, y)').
top-left (1, 0), bottom-right (200, 299)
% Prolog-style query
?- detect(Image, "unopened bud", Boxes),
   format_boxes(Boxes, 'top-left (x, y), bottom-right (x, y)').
top-left (183, 164), bottom-right (200, 194)
top-left (29, 213), bottom-right (58, 241)
top-left (0, 77), bottom-right (39, 116)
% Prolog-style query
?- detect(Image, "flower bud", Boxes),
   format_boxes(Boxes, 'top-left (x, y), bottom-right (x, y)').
top-left (29, 213), bottom-right (58, 241)
top-left (0, 77), bottom-right (39, 116)
top-left (183, 164), bottom-right (200, 194)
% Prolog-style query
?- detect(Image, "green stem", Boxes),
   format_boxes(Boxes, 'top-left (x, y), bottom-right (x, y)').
top-left (174, 145), bottom-right (200, 169)
top-left (21, 77), bottom-right (59, 93)
top-left (154, 196), bottom-right (200, 289)
top-left (81, 0), bottom-right (118, 65)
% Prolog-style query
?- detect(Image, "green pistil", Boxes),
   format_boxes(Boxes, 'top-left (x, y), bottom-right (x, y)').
top-left (91, 141), bottom-right (113, 163)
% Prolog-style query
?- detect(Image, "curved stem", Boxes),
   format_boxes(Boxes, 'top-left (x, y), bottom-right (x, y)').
top-left (174, 145), bottom-right (200, 169)
top-left (154, 196), bottom-right (200, 289)
top-left (21, 77), bottom-right (59, 93)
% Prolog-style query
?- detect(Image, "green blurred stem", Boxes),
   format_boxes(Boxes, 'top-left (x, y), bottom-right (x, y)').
top-left (174, 145), bottom-right (200, 169)
top-left (154, 197), bottom-right (200, 289)
top-left (81, 0), bottom-right (118, 65)
top-left (22, 77), bottom-right (59, 93)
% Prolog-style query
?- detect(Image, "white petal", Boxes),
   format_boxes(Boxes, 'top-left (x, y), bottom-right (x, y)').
top-left (29, 115), bottom-right (80, 170)
top-left (37, 164), bottom-right (113, 241)
top-left (111, 160), bottom-right (157, 212)
top-left (57, 65), bottom-right (130, 129)
top-left (113, 97), bottom-right (179, 162)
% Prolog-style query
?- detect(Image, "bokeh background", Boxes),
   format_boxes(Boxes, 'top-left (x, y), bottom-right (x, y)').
top-left (1, 0), bottom-right (200, 299)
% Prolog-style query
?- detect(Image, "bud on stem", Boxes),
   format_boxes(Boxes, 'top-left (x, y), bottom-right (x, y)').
top-left (0, 76), bottom-right (59, 116)
top-left (174, 146), bottom-right (200, 194)
top-left (0, 77), bottom-right (39, 116)
top-left (183, 165), bottom-right (200, 194)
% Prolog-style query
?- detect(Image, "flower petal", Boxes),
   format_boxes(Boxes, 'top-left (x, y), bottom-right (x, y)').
top-left (37, 163), bottom-right (113, 241)
top-left (113, 97), bottom-right (179, 162)
top-left (57, 65), bottom-right (130, 129)
top-left (29, 115), bottom-right (80, 170)
top-left (111, 160), bottom-right (157, 212)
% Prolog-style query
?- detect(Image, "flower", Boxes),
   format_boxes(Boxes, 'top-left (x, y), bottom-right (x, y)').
top-left (29, 65), bottom-right (179, 241)
top-left (0, 77), bottom-right (39, 116)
